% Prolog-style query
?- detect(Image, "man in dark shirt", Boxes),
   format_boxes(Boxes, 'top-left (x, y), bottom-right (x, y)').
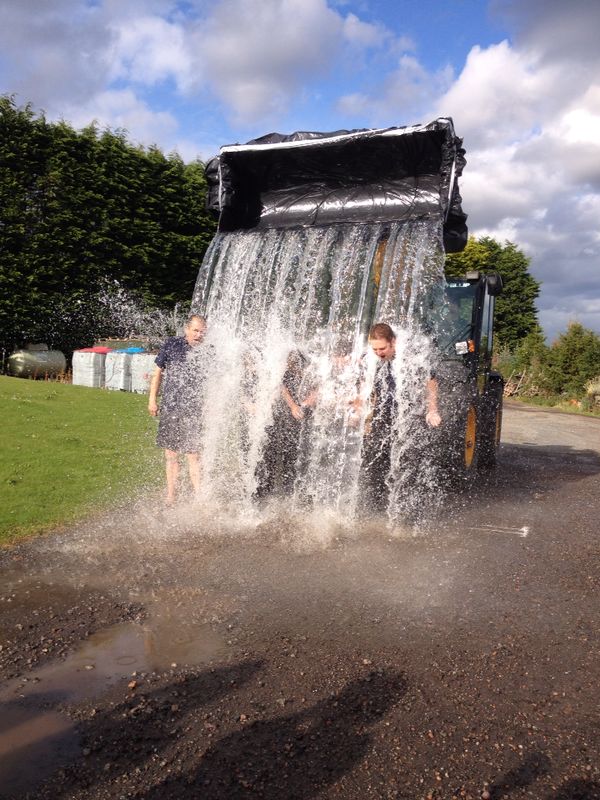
top-left (148, 315), bottom-right (207, 505)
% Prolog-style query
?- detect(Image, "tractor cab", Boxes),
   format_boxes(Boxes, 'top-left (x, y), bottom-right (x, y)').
top-left (433, 270), bottom-right (504, 475)
top-left (439, 271), bottom-right (502, 363)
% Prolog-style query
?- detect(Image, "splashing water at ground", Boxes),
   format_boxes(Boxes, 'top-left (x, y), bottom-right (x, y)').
top-left (54, 221), bottom-right (451, 541)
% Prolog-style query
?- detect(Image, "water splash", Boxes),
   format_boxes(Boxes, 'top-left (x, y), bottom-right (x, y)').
top-left (190, 219), bottom-right (445, 527)
top-left (94, 281), bottom-right (189, 348)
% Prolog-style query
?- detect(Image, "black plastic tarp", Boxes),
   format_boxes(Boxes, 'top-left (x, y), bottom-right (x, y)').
top-left (205, 118), bottom-right (468, 253)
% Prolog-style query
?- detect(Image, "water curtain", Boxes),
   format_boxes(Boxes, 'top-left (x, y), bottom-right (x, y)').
top-left (191, 119), bottom-right (467, 522)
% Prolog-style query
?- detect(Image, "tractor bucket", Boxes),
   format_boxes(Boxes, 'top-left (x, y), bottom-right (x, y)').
top-left (204, 117), bottom-right (468, 253)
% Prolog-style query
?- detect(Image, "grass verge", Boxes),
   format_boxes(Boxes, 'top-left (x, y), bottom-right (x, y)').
top-left (0, 376), bottom-right (162, 544)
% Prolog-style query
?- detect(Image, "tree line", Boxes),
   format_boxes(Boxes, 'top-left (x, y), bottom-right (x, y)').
top-left (0, 96), bottom-right (216, 358)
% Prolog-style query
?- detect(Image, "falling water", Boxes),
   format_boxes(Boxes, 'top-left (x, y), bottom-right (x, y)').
top-left (190, 218), bottom-right (445, 526)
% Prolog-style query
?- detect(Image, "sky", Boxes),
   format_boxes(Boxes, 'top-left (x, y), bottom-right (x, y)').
top-left (1, 0), bottom-right (599, 343)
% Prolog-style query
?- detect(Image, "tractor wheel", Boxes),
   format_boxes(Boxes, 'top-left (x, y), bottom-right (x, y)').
top-left (463, 404), bottom-right (478, 470)
top-left (478, 401), bottom-right (503, 469)
top-left (441, 402), bottom-right (479, 486)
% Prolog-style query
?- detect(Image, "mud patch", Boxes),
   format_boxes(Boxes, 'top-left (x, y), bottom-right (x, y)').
top-left (0, 576), bottom-right (145, 682)
top-left (0, 610), bottom-right (226, 798)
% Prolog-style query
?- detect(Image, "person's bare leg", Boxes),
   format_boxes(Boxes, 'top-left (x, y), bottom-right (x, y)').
top-left (165, 450), bottom-right (180, 505)
top-left (187, 452), bottom-right (202, 498)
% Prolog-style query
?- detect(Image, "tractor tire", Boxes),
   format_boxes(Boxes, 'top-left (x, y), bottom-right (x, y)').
top-left (478, 400), bottom-right (503, 469)
top-left (440, 401), bottom-right (480, 486)
top-left (477, 373), bottom-right (504, 470)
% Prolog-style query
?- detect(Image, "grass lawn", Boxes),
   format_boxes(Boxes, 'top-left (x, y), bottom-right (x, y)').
top-left (0, 376), bottom-right (162, 544)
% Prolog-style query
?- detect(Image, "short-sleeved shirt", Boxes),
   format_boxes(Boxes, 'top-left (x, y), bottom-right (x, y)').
top-left (155, 337), bottom-right (203, 413)
top-left (154, 337), bottom-right (206, 453)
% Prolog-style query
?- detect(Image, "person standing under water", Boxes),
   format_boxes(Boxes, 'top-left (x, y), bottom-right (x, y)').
top-left (148, 315), bottom-right (207, 505)
top-left (254, 349), bottom-right (317, 501)
top-left (360, 322), bottom-right (441, 513)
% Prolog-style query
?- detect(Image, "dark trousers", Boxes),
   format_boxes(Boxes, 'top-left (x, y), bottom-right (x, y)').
top-left (359, 426), bottom-right (392, 514)
top-left (254, 416), bottom-right (302, 499)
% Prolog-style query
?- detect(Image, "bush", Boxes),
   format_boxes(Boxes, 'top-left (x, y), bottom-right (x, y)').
top-left (542, 323), bottom-right (600, 397)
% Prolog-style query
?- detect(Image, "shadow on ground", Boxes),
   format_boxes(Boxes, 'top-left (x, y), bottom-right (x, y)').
top-left (444, 440), bottom-right (600, 510)
top-left (35, 664), bottom-right (406, 800)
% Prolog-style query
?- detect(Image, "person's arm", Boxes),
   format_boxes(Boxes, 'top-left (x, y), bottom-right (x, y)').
top-left (281, 385), bottom-right (305, 420)
top-left (148, 366), bottom-right (163, 416)
top-left (425, 376), bottom-right (442, 427)
top-left (347, 355), bottom-right (367, 415)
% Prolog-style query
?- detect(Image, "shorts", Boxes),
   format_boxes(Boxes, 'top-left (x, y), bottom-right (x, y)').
top-left (156, 409), bottom-right (202, 454)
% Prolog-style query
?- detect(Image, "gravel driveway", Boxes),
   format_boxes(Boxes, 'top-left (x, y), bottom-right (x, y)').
top-left (1, 402), bottom-right (600, 800)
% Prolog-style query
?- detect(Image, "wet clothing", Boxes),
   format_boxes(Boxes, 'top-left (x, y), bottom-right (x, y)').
top-left (155, 337), bottom-right (204, 453)
top-left (368, 359), bottom-right (397, 439)
top-left (239, 350), bottom-right (260, 458)
top-left (254, 363), bottom-right (312, 499)
top-left (360, 359), bottom-right (397, 512)
top-left (359, 357), bottom-right (434, 515)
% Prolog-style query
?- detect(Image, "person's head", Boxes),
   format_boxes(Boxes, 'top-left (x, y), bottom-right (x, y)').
top-left (332, 340), bottom-right (353, 370)
top-left (286, 349), bottom-right (307, 374)
top-left (185, 315), bottom-right (207, 346)
top-left (368, 323), bottom-right (396, 360)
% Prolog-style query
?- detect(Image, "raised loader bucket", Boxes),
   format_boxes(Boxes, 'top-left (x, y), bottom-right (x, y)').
top-left (205, 117), bottom-right (468, 253)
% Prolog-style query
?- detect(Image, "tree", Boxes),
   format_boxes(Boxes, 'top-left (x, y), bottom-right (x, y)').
top-left (512, 325), bottom-right (549, 375)
top-left (445, 236), bottom-right (541, 352)
top-left (0, 96), bottom-right (217, 359)
top-left (542, 322), bottom-right (600, 397)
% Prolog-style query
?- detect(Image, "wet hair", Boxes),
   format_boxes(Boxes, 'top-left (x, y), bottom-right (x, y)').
top-left (286, 349), bottom-right (308, 373)
top-left (186, 314), bottom-right (206, 327)
top-left (368, 322), bottom-right (395, 342)
top-left (332, 337), bottom-right (353, 358)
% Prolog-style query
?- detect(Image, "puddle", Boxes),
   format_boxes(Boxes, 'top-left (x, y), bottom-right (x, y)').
top-left (0, 612), bottom-right (225, 797)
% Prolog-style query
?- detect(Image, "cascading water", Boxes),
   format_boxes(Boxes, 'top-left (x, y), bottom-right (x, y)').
top-left (190, 217), bottom-right (446, 527)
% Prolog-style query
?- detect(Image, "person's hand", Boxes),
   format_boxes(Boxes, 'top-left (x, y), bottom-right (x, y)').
top-left (291, 403), bottom-right (305, 421)
top-left (347, 410), bottom-right (360, 428)
top-left (148, 399), bottom-right (159, 417)
top-left (303, 390), bottom-right (318, 408)
top-left (426, 409), bottom-right (441, 428)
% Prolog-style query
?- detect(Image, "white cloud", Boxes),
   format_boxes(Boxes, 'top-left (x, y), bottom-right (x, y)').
top-left (186, 0), bottom-right (346, 123)
top-left (424, 11), bottom-right (600, 339)
top-left (336, 54), bottom-right (453, 124)
top-left (336, 91), bottom-right (370, 117)
top-left (182, 0), bottom-right (414, 124)
top-left (342, 12), bottom-right (389, 48)
top-left (108, 15), bottom-right (193, 89)
top-left (0, 0), bottom-right (114, 108)
top-left (435, 41), bottom-right (564, 149)
top-left (63, 89), bottom-right (179, 148)
top-left (460, 141), bottom-right (561, 230)
top-left (492, 0), bottom-right (600, 67)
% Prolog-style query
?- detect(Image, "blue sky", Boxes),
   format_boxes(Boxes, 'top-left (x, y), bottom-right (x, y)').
top-left (1, 0), bottom-right (599, 342)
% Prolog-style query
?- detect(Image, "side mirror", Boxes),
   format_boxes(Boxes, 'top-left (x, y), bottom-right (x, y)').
top-left (486, 272), bottom-right (503, 296)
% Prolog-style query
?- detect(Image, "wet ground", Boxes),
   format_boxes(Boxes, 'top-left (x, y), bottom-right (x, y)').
top-left (1, 402), bottom-right (600, 799)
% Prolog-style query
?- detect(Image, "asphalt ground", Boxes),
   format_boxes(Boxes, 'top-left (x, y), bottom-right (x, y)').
top-left (1, 402), bottom-right (599, 800)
